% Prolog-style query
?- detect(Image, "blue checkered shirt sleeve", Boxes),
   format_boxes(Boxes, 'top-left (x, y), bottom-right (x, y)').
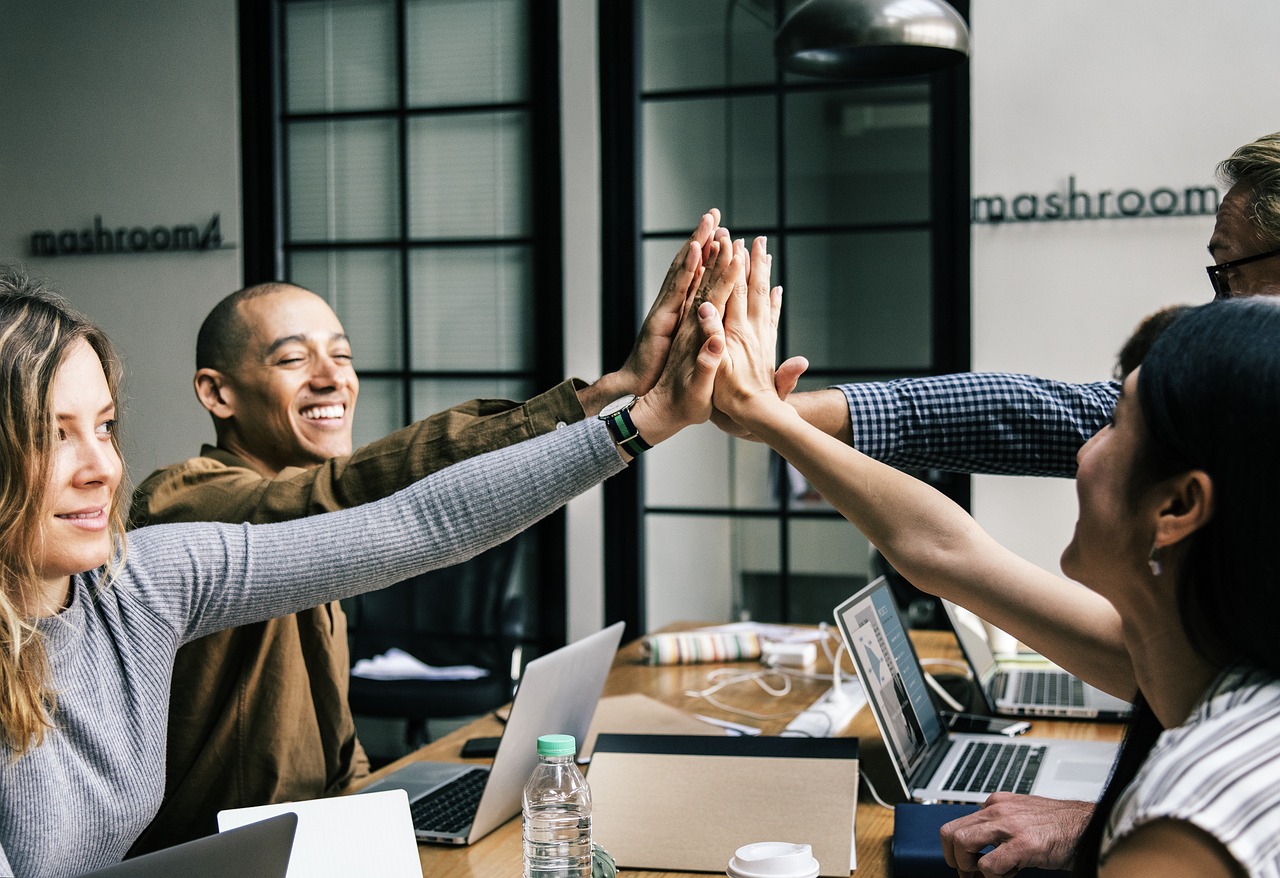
top-left (837, 373), bottom-right (1120, 477)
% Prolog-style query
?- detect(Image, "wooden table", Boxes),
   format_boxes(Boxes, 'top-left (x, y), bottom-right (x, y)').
top-left (351, 626), bottom-right (1124, 877)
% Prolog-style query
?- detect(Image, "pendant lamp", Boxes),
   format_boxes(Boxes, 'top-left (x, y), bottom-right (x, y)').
top-left (776, 0), bottom-right (970, 79)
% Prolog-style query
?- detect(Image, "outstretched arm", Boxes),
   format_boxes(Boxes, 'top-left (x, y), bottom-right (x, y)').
top-left (711, 237), bottom-right (1134, 698)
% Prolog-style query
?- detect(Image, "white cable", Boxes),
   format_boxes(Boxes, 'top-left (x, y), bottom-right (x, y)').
top-left (860, 774), bottom-right (894, 811)
top-left (924, 669), bottom-right (965, 711)
top-left (920, 657), bottom-right (972, 679)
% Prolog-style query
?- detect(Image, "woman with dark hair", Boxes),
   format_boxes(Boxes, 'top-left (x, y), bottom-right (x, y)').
top-left (0, 237), bottom-right (734, 877)
top-left (712, 242), bottom-right (1280, 877)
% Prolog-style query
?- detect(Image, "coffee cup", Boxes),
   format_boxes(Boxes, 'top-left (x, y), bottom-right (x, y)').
top-left (726, 842), bottom-right (820, 878)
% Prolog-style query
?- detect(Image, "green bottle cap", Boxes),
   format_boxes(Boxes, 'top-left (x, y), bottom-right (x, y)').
top-left (536, 734), bottom-right (576, 757)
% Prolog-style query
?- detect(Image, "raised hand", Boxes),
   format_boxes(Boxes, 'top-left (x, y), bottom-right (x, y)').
top-left (627, 228), bottom-right (741, 442)
top-left (708, 238), bottom-right (806, 438)
top-left (710, 237), bottom-right (808, 433)
top-left (579, 210), bottom-right (725, 415)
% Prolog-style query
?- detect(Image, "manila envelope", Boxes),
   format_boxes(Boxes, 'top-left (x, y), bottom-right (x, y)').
top-left (588, 733), bottom-right (858, 877)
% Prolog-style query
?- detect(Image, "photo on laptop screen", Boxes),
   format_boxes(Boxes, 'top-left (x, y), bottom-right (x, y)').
top-left (839, 577), bottom-right (942, 781)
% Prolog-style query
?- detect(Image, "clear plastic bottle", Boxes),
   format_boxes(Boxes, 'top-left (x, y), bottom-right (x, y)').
top-left (522, 733), bottom-right (592, 878)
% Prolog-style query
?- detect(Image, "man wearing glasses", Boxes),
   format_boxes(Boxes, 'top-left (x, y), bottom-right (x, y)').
top-left (723, 131), bottom-right (1280, 877)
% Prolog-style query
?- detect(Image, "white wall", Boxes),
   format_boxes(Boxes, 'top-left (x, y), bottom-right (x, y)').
top-left (968, 0), bottom-right (1280, 573)
top-left (0, 0), bottom-right (243, 481)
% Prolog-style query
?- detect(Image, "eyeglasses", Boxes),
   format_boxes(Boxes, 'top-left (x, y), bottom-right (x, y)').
top-left (1206, 247), bottom-right (1280, 299)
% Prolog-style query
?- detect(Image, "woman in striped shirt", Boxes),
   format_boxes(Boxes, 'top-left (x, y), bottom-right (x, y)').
top-left (714, 261), bottom-right (1280, 878)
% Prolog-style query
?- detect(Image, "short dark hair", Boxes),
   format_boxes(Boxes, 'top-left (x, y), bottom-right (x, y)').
top-left (195, 282), bottom-right (297, 372)
top-left (1113, 304), bottom-right (1192, 381)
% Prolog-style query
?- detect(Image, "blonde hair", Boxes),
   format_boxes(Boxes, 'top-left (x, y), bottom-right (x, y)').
top-left (1218, 131), bottom-right (1280, 244)
top-left (0, 266), bottom-right (129, 756)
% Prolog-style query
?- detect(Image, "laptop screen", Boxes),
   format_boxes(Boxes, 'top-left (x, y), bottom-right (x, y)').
top-left (940, 599), bottom-right (999, 693)
top-left (834, 577), bottom-right (945, 784)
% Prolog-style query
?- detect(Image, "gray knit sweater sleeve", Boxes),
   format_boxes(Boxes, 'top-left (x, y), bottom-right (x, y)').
top-left (0, 418), bottom-right (625, 878)
top-left (131, 417), bottom-right (627, 642)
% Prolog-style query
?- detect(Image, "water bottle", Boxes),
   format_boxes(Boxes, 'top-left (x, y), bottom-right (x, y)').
top-left (522, 733), bottom-right (592, 878)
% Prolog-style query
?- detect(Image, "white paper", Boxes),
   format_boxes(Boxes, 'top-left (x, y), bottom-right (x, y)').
top-left (218, 789), bottom-right (420, 878)
top-left (350, 647), bottom-right (488, 681)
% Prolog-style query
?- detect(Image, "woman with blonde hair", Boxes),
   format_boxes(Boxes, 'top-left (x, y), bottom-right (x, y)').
top-left (0, 242), bottom-right (733, 877)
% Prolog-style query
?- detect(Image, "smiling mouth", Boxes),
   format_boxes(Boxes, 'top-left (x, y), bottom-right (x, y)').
top-left (57, 510), bottom-right (104, 520)
top-left (301, 404), bottom-right (346, 421)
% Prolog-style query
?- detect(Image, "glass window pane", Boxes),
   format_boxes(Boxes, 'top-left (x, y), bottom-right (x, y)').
top-left (405, 0), bottom-right (528, 106)
top-left (640, 0), bottom-right (775, 92)
top-left (785, 85), bottom-right (931, 226)
top-left (642, 95), bottom-right (777, 232)
top-left (408, 246), bottom-right (533, 371)
top-left (408, 112), bottom-right (532, 238)
top-left (287, 119), bottom-right (400, 241)
top-left (787, 518), bottom-right (872, 624)
top-left (412, 377), bottom-right (535, 420)
top-left (285, 0), bottom-right (397, 113)
top-left (289, 249), bottom-right (403, 371)
top-left (351, 377), bottom-right (405, 447)
top-left (645, 514), bottom-right (739, 630)
top-left (785, 231), bottom-right (932, 371)
top-left (644, 425), bottom-right (781, 512)
top-left (732, 518), bottom-right (784, 622)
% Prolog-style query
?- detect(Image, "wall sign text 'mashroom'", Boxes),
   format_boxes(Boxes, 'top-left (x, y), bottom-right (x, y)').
top-left (973, 177), bottom-right (1220, 224)
top-left (30, 214), bottom-right (225, 256)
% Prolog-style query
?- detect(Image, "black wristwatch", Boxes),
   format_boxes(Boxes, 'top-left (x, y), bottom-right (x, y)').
top-left (598, 394), bottom-right (652, 458)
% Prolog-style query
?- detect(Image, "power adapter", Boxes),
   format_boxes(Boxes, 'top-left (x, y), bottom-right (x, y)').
top-left (781, 680), bottom-right (865, 737)
top-left (761, 641), bottom-right (818, 669)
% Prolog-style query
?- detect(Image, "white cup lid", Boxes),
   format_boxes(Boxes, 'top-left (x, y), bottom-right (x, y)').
top-left (726, 842), bottom-right (820, 878)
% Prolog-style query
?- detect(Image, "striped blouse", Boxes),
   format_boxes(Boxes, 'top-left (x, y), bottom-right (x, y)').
top-left (1102, 664), bottom-right (1280, 876)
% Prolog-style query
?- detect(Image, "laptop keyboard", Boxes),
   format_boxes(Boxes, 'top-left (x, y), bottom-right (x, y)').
top-left (409, 768), bottom-right (489, 834)
top-left (944, 740), bottom-right (1045, 794)
top-left (1016, 669), bottom-right (1087, 707)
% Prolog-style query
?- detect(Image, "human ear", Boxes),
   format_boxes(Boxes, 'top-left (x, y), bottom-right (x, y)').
top-left (194, 369), bottom-right (236, 419)
top-left (1152, 470), bottom-right (1214, 550)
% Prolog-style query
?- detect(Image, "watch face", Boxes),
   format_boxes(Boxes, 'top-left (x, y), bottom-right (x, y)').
top-left (598, 394), bottom-right (637, 418)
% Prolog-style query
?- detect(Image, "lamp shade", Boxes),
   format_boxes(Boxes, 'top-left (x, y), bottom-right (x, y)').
top-left (776, 0), bottom-right (970, 79)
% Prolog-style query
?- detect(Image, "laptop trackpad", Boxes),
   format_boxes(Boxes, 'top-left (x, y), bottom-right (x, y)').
top-left (1055, 759), bottom-right (1110, 784)
top-left (362, 762), bottom-right (472, 798)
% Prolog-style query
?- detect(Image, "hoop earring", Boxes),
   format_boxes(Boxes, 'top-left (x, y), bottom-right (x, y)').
top-left (1147, 545), bottom-right (1163, 577)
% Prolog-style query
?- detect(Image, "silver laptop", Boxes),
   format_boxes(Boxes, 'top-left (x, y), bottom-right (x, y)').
top-left (834, 578), bottom-right (1118, 805)
top-left (941, 598), bottom-right (1133, 721)
top-left (358, 621), bottom-right (624, 844)
top-left (78, 812), bottom-right (295, 878)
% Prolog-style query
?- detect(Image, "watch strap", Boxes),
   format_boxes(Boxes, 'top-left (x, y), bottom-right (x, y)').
top-left (603, 406), bottom-right (652, 457)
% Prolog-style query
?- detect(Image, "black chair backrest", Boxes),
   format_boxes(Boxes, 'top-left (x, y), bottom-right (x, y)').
top-left (347, 537), bottom-right (525, 672)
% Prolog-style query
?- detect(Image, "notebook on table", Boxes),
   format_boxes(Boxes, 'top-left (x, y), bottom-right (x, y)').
top-left (77, 812), bottom-right (295, 878)
top-left (357, 621), bottom-right (625, 844)
top-left (940, 598), bottom-right (1133, 721)
top-left (834, 578), bottom-right (1118, 805)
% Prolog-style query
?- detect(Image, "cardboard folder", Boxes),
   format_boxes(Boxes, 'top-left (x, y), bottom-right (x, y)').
top-left (588, 733), bottom-right (859, 876)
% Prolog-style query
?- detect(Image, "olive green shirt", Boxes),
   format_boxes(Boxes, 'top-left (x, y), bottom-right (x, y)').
top-left (125, 380), bottom-right (586, 855)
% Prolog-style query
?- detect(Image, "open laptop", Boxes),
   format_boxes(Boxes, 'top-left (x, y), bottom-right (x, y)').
top-left (834, 578), bottom-right (1118, 805)
top-left (78, 812), bottom-right (295, 878)
top-left (940, 598), bottom-right (1133, 721)
top-left (358, 621), bottom-right (625, 844)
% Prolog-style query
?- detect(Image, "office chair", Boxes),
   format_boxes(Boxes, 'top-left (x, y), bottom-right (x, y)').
top-left (346, 537), bottom-right (527, 757)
